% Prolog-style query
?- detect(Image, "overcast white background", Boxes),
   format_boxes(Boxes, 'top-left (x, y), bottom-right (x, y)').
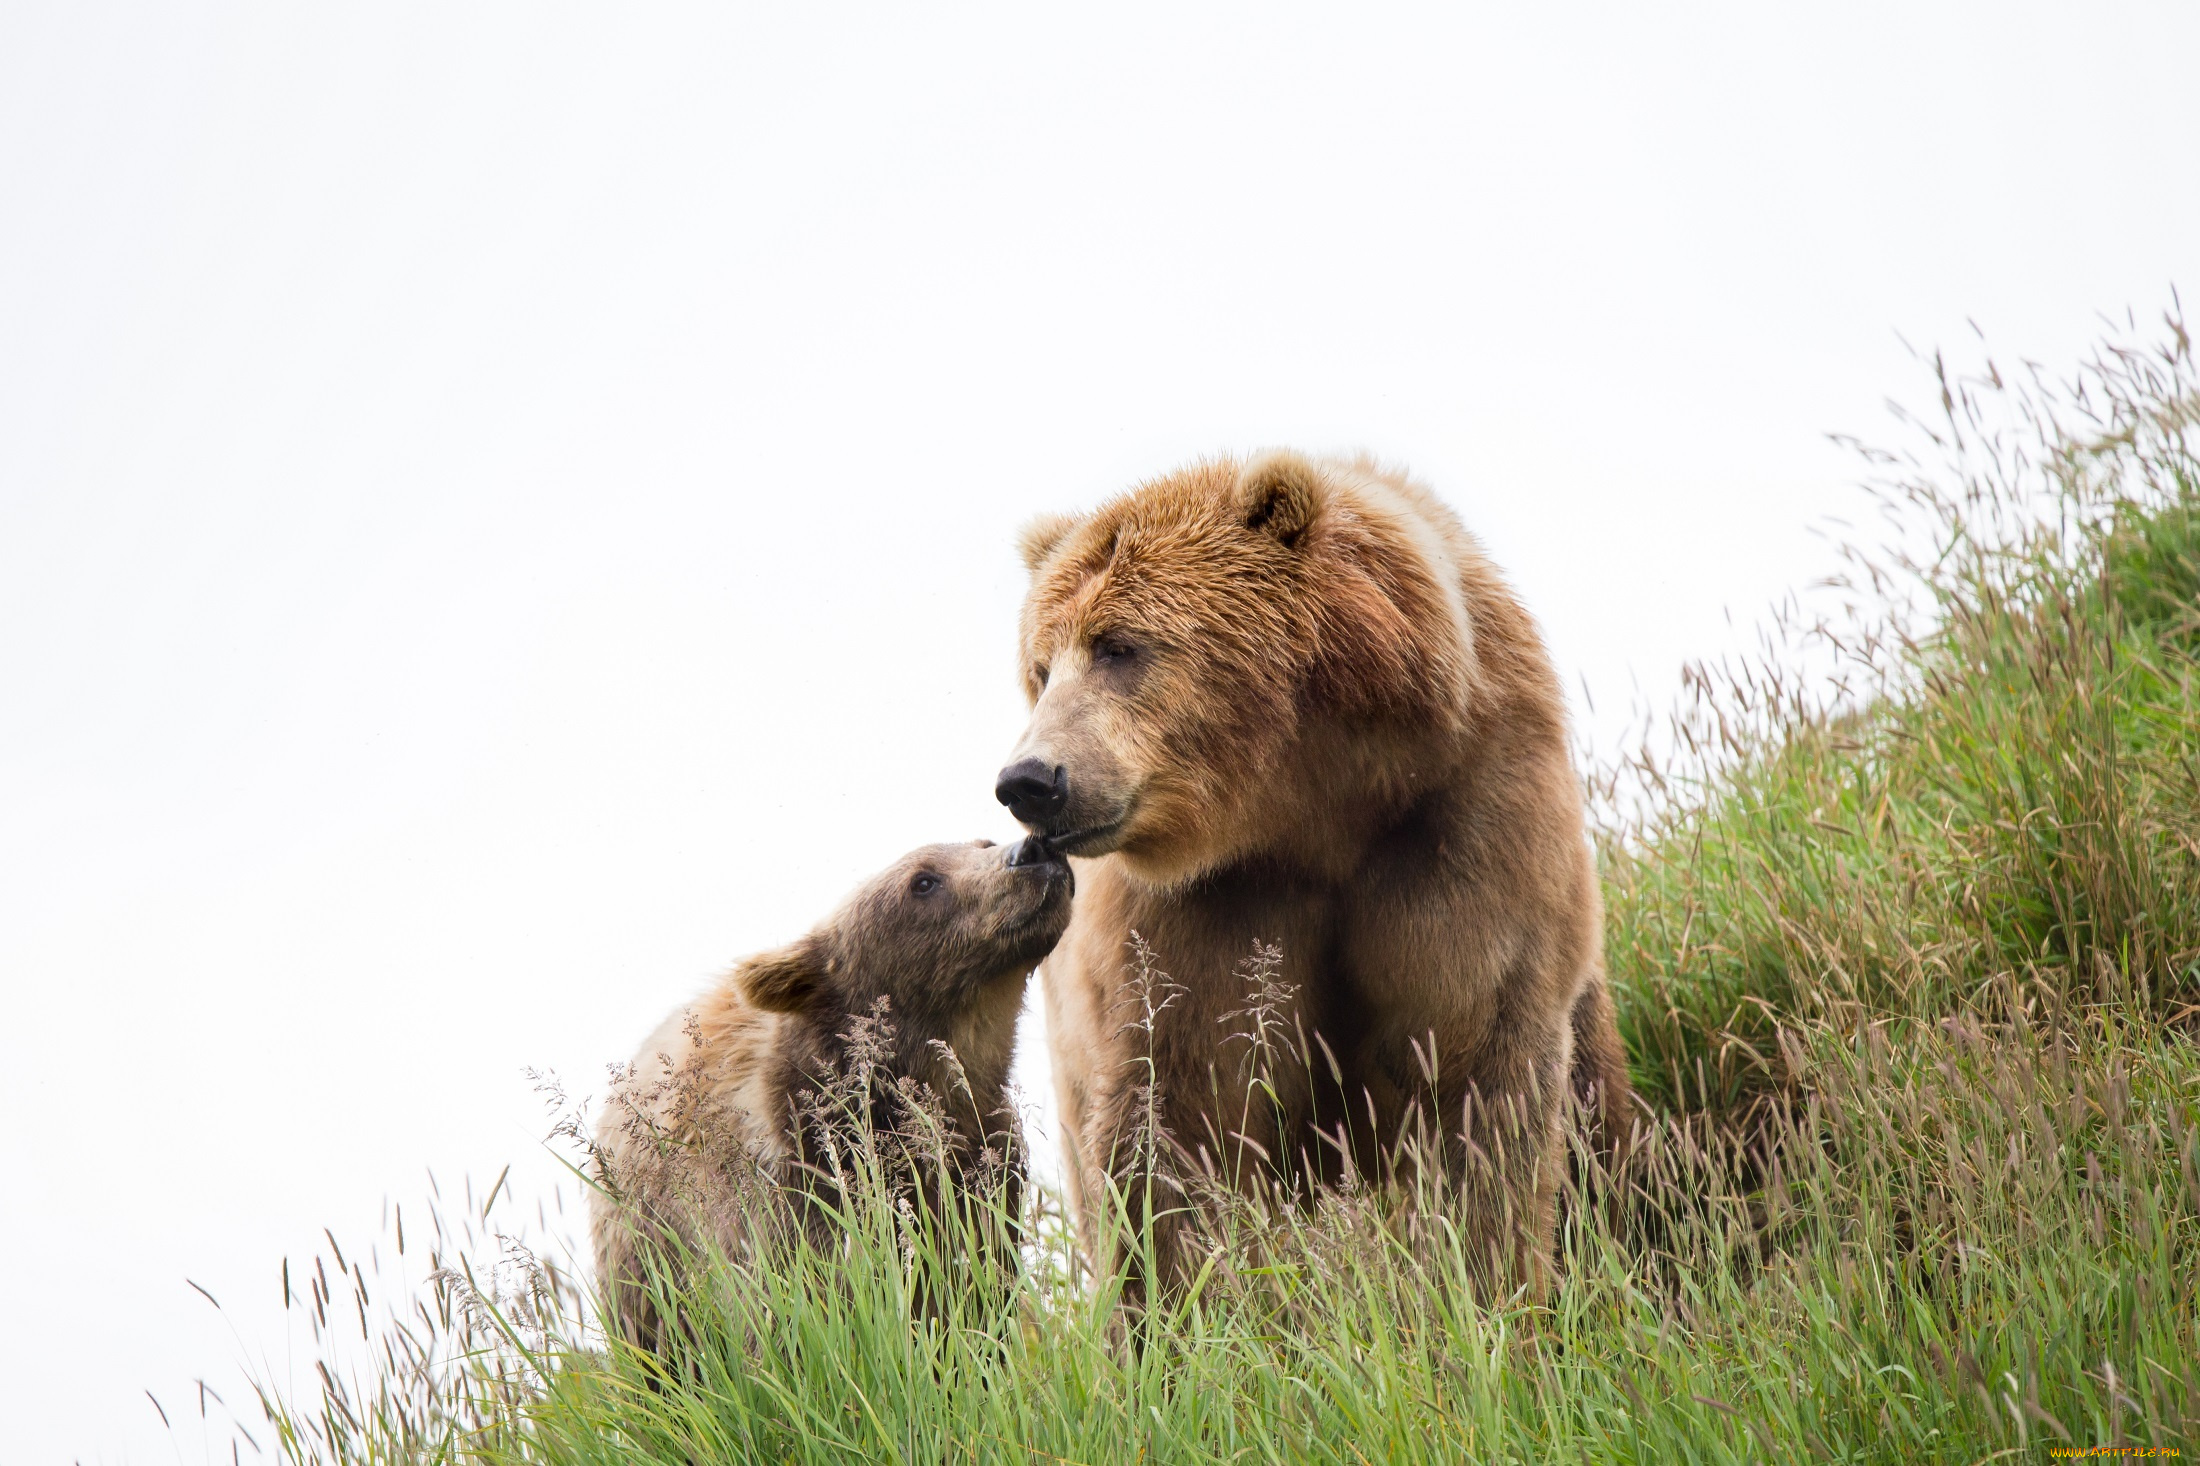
top-left (2, 3), bottom-right (2194, 1458)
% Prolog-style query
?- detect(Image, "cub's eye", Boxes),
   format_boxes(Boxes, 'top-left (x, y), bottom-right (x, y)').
top-left (1092, 636), bottom-right (1138, 664)
top-left (910, 873), bottom-right (942, 897)
top-left (1032, 663), bottom-right (1050, 688)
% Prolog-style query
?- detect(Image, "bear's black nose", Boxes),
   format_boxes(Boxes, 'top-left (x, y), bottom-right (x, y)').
top-left (1004, 834), bottom-right (1061, 869)
top-left (995, 757), bottom-right (1067, 824)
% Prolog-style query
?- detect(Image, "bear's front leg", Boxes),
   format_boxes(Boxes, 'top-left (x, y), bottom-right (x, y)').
top-left (1445, 1020), bottom-right (1572, 1302)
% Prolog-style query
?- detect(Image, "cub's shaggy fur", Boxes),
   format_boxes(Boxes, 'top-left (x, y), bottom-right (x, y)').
top-left (589, 839), bottom-right (1072, 1352)
top-left (998, 452), bottom-right (1630, 1299)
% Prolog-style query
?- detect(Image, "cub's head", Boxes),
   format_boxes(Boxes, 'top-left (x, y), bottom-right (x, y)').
top-left (733, 838), bottom-right (1072, 1036)
top-left (997, 452), bottom-right (1459, 882)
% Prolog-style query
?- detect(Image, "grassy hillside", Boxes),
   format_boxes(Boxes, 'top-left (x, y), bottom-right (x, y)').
top-left (237, 315), bottom-right (2199, 1463)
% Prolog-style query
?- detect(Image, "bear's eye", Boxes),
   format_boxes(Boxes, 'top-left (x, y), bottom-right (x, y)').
top-left (910, 872), bottom-right (941, 897)
top-left (1092, 635), bottom-right (1137, 664)
top-left (1032, 663), bottom-right (1050, 688)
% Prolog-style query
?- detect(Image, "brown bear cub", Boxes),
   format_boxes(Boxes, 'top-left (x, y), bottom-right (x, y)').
top-left (999, 451), bottom-right (1631, 1304)
top-left (588, 837), bottom-right (1072, 1354)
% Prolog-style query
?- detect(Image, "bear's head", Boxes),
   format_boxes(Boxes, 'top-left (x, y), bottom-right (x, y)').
top-left (733, 838), bottom-right (1072, 1042)
top-left (997, 452), bottom-right (1472, 883)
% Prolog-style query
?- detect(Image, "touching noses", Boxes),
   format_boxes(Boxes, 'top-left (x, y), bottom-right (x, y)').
top-left (994, 757), bottom-right (1067, 825)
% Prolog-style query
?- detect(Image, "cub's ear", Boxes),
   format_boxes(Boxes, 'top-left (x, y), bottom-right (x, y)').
top-left (1017, 512), bottom-right (1082, 574)
top-left (1235, 452), bottom-right (1324, 548)
top-left (735, 937), bottom-right (826, 1014)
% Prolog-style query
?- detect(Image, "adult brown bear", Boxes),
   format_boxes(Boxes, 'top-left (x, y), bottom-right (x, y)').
top-left (996, 451), bottom-right (1629, 1299)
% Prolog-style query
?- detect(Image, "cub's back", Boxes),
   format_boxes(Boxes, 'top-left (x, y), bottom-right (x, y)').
top-left (589, 983), bottom-right (796, 1312)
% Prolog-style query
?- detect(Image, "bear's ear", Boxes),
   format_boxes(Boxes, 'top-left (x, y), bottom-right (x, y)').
top-left (735, 937), bottom-right (826, 1014)
top-left (1235, 452), bottom-right (1324, 548)
top-left (1017, 512), bottom-right (1082, 574)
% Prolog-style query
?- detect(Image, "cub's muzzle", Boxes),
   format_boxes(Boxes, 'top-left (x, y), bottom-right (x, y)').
top-left (1004, 834), bottom-right (1063, 870)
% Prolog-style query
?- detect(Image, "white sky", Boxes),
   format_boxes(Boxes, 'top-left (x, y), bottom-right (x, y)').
top-left (2, 3), bottom-right (2193, 1458)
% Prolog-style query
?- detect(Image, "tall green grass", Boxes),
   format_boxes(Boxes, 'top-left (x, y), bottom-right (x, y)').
top-left (1600, 316), bottom-right (2200, 1127)
top-left (216, 309), bottom-right (2199, 1463)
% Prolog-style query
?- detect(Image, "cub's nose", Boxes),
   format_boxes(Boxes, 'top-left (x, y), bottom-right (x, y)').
top-left (994, 757), bottom-right (1067, 825)
top-left (1004, 834), bottom-right (1062, 869)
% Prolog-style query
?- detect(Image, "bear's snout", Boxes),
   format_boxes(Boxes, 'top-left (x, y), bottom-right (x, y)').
top-left (994, 757), bottom-right (1067, 824)
top-left (1004, 833), bottom-right (1063, 871)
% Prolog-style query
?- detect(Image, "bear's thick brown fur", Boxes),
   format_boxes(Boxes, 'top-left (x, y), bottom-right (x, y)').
top-left (998, 452), bottom-right (1630, 1299)
top-left (588, 839), bottom-right (1072, 1352)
